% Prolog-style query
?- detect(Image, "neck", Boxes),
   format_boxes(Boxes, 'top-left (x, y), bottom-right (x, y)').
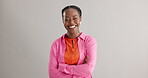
top-left (66, 31), bottom-right (81, 39)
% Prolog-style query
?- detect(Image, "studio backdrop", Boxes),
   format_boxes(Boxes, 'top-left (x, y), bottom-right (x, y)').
top-left (0, 0), bottom-right (148, 78)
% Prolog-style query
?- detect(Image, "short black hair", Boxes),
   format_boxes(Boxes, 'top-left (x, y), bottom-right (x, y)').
top-left (62, 5), bottom-right (82, 17)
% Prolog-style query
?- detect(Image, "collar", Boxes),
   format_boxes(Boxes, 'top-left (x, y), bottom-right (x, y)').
top-left (61, 32), bottom-right (86, 40)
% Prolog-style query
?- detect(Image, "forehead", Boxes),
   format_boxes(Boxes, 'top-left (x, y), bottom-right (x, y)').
top-left (63, 8), bottom-right (79, 17)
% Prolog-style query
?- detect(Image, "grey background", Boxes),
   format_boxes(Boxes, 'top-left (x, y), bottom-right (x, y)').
top-left (0, 0), bottom-right (148, 78)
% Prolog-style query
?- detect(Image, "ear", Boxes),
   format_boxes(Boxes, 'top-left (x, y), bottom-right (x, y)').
top-left (62, 17), bottom-right (65, 23)
top-left (80, 16), bottom-right (82, 22)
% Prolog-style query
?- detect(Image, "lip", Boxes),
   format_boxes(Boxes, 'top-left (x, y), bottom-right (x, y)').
top-left (68, 25), bottom-right (76, 29)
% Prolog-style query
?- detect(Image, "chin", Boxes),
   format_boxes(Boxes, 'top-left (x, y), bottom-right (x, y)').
top-left (68, 31), bottom-right (75, 34)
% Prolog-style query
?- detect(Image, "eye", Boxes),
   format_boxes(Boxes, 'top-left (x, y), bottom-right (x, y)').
top-left (65, 19), bottom-right (69, 21)
top-left (73, 18), bottom-right (78, 20)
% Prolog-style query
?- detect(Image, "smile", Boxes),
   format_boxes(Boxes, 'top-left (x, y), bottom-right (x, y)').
top-left (68, 25), bottom-right (76, 29)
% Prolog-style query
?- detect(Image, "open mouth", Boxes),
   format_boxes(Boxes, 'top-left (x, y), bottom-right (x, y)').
top-left (68, 25), bottom-right (76, 29)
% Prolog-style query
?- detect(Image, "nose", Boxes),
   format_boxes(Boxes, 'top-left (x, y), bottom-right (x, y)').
top-left (68, 19), bottom-right (75, 25)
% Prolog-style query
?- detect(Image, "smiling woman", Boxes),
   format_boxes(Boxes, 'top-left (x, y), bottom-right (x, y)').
top-left (62, 6), bottom-right (82, 39)
top-left (48, 5), bottom-right (97, 78)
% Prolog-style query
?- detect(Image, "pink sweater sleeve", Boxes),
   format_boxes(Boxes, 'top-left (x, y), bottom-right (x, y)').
top-left (48, 42), bottom-right (72, 78)
top-left (58, 37), bottom-right (97, 77)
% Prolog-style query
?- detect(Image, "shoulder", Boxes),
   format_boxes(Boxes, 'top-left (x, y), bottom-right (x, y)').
top-left (83, 34), bottom-right (96, 43)
top-left (51, 35), bottom-right (65, 47)
top-left (82, 33), bottom-right (97, 50)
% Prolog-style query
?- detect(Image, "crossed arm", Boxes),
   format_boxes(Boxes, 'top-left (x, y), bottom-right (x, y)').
top-left (48, 54), bottom-right (90, 78)
top-left (48, 38), bottom-right (97, 78)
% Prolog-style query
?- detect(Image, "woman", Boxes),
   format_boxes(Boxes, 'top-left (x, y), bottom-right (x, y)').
top-left (48, 5), bottom-right (97, 78)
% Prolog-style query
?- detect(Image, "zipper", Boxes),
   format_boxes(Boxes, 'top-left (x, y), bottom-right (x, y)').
top-left (72, 40), bottom-right (74, 48)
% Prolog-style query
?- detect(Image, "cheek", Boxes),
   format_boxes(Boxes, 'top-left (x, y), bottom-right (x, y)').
top-left (76, 19), bottom-right (81, 24)
top-left (64, 22), bottom-right (68, 27)
top-left (75, 21), bottom-right (80, 25)
top-left (63, 21), bottom-right (66, 25)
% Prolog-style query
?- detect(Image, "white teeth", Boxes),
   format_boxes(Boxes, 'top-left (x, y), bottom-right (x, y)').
top-left (69, 26), bottom-right (76, 28)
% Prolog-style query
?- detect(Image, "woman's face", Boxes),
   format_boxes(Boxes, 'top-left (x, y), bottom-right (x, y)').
top-left (62, 8), bottom-right (82, 34)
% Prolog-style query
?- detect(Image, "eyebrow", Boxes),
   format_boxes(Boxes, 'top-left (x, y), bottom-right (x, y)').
top-left (65, 15), bottom-right (78, 18)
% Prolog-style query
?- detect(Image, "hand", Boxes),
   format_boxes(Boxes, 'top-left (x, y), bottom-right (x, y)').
top-left (83, 55), bottom-right (89, 64)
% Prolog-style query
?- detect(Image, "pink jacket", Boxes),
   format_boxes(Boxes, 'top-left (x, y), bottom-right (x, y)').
top-left (48, 32), bottom-right (97, 78)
